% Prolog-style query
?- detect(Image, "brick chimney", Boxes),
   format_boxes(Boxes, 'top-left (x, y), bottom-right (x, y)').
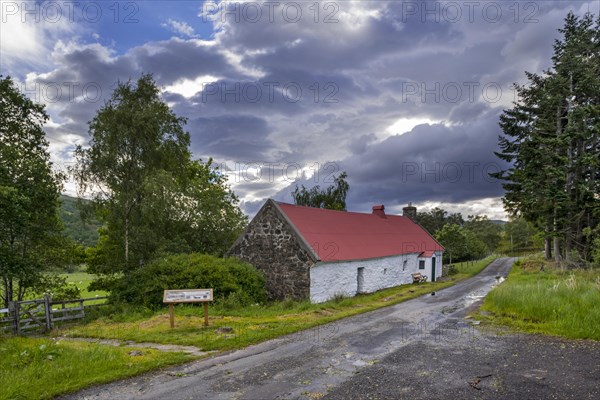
top-left (372, 204), bottom-right (386, 218)
top-left (402, 202), bottom-right (417, 221)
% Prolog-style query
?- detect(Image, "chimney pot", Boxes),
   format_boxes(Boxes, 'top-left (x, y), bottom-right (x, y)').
top-left (372, 204), bottom-right (386, 218)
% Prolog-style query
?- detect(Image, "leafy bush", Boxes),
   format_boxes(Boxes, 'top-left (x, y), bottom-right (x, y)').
top-left (34, 274), bottom-right (82, 301)
top-left (108, 253), bottom-right (266, 307)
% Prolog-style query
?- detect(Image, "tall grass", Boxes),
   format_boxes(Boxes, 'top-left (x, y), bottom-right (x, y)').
top-left (481, 257), bottom-right (600, 340)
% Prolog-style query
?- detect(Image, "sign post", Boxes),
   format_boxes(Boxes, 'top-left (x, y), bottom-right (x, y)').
top-left (163, 289), bottom-right (213, 328)
top-left (169, 304), bottom-right (175, 328)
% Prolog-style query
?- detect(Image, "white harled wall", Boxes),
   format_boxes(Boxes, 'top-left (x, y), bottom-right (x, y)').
top-left (417, 251), bottom-right (444, 283)
top-left (309, 251), bottom-right (443, 303)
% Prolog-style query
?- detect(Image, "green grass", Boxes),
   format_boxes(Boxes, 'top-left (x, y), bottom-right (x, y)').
top-left (19, 271), bottom-right (106, 303)
top-left (60, 255), bottom-right (500, 351)
top-left (60, 272), bottom-right (107, 299)
top-left (58, 272), bottom-right (107, 306)
top-left (453, 255), bottom-right (500, 277)
top-left (479, 255), bottom-right (600, 340)
top-left (0, 336), bottom-right (194, 400)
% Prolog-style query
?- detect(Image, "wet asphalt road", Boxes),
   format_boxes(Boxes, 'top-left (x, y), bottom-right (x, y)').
top-left (65, 258), bottom-right (600, 399)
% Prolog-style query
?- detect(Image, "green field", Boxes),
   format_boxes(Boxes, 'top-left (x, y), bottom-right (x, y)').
top-left (480, 256), bottom-right (600, 340)
top-left (0, 336), bottom-right (194, 400)
top-left (60, 272), bottom-right (107, 300)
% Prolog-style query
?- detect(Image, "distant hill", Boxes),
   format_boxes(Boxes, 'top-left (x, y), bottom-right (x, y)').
top-left (59, 195), bottom-right (103, 247)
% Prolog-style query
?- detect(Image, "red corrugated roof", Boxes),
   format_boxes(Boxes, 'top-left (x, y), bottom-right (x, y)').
top-left (276, 202), bottom-right (444, 262)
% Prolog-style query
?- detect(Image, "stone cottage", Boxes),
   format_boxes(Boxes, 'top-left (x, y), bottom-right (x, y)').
top-left (227, 199), bottom-right (444, 303)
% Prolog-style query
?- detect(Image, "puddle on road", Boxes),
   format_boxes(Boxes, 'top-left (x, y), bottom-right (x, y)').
top-left (464, 292), bottom-right (485, 307)
top-left (443, 276), bottom-right (507, 314)
top-left (464, 276), bottom-right (505, 307)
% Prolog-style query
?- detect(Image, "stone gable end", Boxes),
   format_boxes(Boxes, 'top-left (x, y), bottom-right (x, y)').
top-left (228, 201), bottom-right (314, 301)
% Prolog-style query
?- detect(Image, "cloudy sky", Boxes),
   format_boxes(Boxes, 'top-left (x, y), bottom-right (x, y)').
top-left (2, 0), bottom-right (598, 219)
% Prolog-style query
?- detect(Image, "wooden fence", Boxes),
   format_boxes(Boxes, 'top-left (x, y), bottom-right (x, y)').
top-left (0, 296), bottom-right (108, 335)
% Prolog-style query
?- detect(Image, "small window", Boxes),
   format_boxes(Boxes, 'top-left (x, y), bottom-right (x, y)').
top-left (402, 260), bottom-right (407, 271)
top-left (419, 260), bottom-right (425, 270)
top-left (383, 268), bottom-right (387, 275)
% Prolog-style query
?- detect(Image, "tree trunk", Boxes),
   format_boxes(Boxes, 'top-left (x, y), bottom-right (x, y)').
top-left (1, 276), bottom-right (9, 308)
top-left (125, 215), bottom-right (130, 265)
top-left (564, 74), bottom-right (574, 263)
top-left (554, 236), bottom-right (562, 266)
top-left (554, 209), bottom-right (562, 268)
top-left (7, 278), bottom-right (14, 306)
top-left (545, 237), bottom-right (552, 259)
top-left (17, 284), bottom-right (25, 302)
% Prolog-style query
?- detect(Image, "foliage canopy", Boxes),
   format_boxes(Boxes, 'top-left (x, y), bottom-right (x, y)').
top-left (493, 12), bottom-right (600, 265)
top-left (291, 171), bottom-right (349, 211)
top-left (0, 76), bottom-right (67, 306)
top-left (73, 74), bottom-right (247, 292)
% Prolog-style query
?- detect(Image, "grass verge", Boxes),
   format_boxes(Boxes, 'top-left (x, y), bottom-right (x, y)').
top-left (0, 336), bottom-right (194, 400)
top-left (59, 255), bottom-right (500, 351)
top-left (478, 255), bottom-right (600, 340)
top-left (452, 255), bottom-right (502, 277)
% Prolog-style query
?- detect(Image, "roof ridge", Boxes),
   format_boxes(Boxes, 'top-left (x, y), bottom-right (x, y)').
top-left (275, 200), bottom-right (408, 218)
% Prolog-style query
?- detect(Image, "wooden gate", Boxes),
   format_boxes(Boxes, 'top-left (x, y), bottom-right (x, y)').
top-left (13, 298), bottom-right (52, 334)
top-left (0, 296), bottom-right (108, 335)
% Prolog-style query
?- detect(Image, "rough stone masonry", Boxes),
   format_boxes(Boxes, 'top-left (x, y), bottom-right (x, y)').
top-left (228, 200), bottom-right (315, 301)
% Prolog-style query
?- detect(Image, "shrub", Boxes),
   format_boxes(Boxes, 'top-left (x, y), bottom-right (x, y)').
top-left (108, 253), bottom-right (266, 307)
top-left (34, 274), bottom-right (82, 301)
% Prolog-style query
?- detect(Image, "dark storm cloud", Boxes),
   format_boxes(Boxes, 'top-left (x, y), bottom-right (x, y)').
top-left (29, 38), bottom-right (234, 149)
top-left (261, 112), bottom-right (507, 215)
top-left (348, 133), bottom-right (378, 155)
top-left (185, 69), bottom-right (365, 119)
top-left (346, 118), bottom-right (507, 207)
top-left (131, 39), bottom-right (239, 83)
top-left (187, 114), bottom-right (274, 159)
top-left (218, 1), bottom-right (460, 72)
top-left (25, 0), bottom-right (597, 216)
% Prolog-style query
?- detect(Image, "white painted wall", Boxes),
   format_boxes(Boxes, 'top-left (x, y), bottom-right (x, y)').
top-left (433, 251), bottom-right (443, 280)
top-left (309, 251), bottom-right (443, 303)
top-left (417, 251), bottom-right (444, 282)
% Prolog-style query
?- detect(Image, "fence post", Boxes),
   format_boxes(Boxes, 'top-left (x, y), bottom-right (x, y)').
top-left (12, 302), bottom-right (21, 335)
top-left (7, 302), bottom-right (15, 335)
top-left (44, 295), bottom-right (53, 331)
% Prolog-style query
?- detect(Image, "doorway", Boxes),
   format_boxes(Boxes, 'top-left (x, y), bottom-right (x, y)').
top-left (431, 257), bottom-right (436, 282)
top-left (357, 267), bottom-right (365, 294)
